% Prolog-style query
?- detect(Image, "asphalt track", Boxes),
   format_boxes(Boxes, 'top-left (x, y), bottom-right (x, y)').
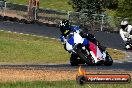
top-left (0, 62), bottom-right (132, 71)
top-left (0, 21), bottom-right (132, 71)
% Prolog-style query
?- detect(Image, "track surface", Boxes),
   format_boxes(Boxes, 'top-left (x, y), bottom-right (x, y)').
top-left (0, 62), bottom-right (132, 71)
top-left (0, 21), bottom-right (61, 39)
top-left (0, 21), bottom-right (132, 71)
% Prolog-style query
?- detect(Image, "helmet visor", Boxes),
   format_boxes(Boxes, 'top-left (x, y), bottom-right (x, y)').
top-left (121, 24), bottom-right (128, 29)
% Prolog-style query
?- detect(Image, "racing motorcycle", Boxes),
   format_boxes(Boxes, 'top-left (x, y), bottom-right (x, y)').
top-left (60, 25), bottom-right (113, 66)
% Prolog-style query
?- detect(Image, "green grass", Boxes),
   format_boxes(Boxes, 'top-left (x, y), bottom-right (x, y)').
top-left (7, 0), bottom-right (73, 11)
top-left (106, 48), bottom-right (126, 60)
top-left (0, 80), bottom-right (131, 88)
top-left (0, 30), bottom-right (125, 64)
top-left (0, 31), bottom-right (70, 64)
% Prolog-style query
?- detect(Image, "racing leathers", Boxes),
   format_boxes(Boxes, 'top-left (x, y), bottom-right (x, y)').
top-left (120, 25), bottom-right (132, 49)
top-left (120, 25), bottom-right (132, 42)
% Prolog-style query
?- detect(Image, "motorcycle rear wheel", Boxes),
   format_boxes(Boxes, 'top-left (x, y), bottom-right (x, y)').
top-left (104, 52), bottom-right (113, 66)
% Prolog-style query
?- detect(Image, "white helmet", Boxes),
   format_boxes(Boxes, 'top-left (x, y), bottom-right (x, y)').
top-left (120, 21), bottom-right (128, 30)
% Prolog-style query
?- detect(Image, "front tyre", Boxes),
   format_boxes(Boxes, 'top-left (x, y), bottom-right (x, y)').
top-left (77, 48), bottom-right (93, 65)
top-left (70, 53), bottom-right (79, 66)
top-left (104, 52), bottom-right (113, 66)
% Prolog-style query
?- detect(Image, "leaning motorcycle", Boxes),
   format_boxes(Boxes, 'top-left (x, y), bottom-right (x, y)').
top-left (60, 26), bottom-right (113, 66)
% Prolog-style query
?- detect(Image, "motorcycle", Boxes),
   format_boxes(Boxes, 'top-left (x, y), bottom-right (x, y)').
top-left (60, 25), bottom-right (113, 66)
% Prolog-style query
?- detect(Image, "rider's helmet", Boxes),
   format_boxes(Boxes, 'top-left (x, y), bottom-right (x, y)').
top-left (60, 20), bottom-right (70, 28)
top-left (60, 20), bottom-right (71, 37)
top-left (120, 21), bottom-right (128, 30)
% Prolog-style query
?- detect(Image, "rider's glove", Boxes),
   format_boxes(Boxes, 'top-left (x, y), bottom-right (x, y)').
top-left (60, 36), bottom-right (65, 42)
top-left (60, 36), bottom-right (67, 44)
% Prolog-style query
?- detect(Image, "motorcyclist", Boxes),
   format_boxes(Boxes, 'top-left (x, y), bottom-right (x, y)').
top-left (59, 20), bottom-right (90, 65)
top-left (119, 20), bottom-right (132, 49)
top-left (59, 20), bottom-right (106, 65)
top-left (59, 20), bottom-right (96, 45)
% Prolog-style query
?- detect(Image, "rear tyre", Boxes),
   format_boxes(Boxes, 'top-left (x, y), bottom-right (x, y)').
top-left (104, 52), bottom-right (113, 66)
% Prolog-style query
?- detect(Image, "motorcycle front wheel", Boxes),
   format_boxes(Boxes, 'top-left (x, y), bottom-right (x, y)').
top-left (76, 48), bottom-right (94, 65)
top-left (70, 53), bottom-right (79, 66)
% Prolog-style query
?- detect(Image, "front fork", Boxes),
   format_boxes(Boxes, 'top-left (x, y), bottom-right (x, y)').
top-left (82, 46), bottom-right (96, 64)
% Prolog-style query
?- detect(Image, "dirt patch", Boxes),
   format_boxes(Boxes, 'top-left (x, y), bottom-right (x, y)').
top-left (0, 10), bottom-right (25, 19)
top-left (0, 69), bottom-right (77, 82)
top-left (0, 69), bottom-right (132, 83)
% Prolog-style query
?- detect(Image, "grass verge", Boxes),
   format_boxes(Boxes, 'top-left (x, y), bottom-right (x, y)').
top-left (7, 0), bottom-right (73, 11)
top-left (106, 48), bottom-right (126, 60)
top-left (0, 80), bottom-right (131, 88)
top-left (0, 30), bottom-right (125, 64)
top-left (0, 30), bottom-right (70, 64)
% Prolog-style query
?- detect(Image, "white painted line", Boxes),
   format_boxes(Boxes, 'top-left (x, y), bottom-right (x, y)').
top-left (0, 30), bottom-right (4, 31)
top-left (14, 32), bottom-right (17, 33)
top-left (25, 34), bottom-right (29, 36)
top-left (127, 61), bottom-right (132, 62)
top-left (32, 35), bottom-right (37, 37)
top-left (118, 61), bottom-right (123, 63)
top-left (18, 22), bottom-right (23, 24)
top-left (114, 60), bottom-right (123, 63)
top-left (20, 33), bottom-right (23, 34)
top-left (127, 56), bottom-right (130, 58)
top-left (0, 30), bottom-right (59, 41)
top-left (39, 36), bottom-right (43, 37)
top-left (45, 37), bottom-right (49, 38)
top-left (51, 38), bottom-right (56, 40)
top-left (7, 31), bottom-right (11, 33)
top-left (114, 49), bottom-right (117, 50)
